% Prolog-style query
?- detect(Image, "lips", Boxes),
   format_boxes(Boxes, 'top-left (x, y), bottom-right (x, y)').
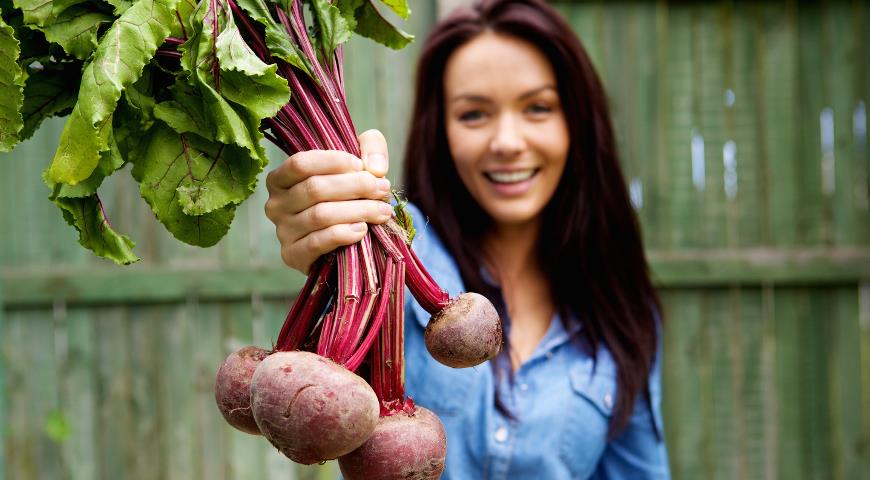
top-left (484, 168), bottom-right (539, 184)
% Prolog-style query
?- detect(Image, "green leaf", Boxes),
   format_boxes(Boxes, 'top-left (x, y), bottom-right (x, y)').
top-left (214, 13), bottom-right (290, 119)
top-left (20, 64), bottom-right (79, 140)
top-left (378, 0), bottom-right (408, 20)
top-left (153, 83), bottom-right (212, 140)
top-left (352, 0), bottom-right (412, 50)
top-left (131, 122), bottom-right (254, 245)
top-left (53, 194), bottom-right (140, 264)
top-left (103, 0), bottom-right (132, 15)
top-left (12, 0), bottom-right (54, 27)
top-left (178, 0), bottom-right (270, 164)
top-left (0, 14), bottom-right (25, 151)
top-left (233, 0), bottom-right (311, 74)
top-left (45, 130), bottom-right (139, 265)
top-left (47, 0), bottom-right (178, 185)
top-left (309, 0), bottom-right (351, 59)
top-left (40, 5), bottom-right (113, 60)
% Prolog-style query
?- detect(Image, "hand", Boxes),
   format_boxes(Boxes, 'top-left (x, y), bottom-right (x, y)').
top-left (265, 130), bottom-right (393, 274)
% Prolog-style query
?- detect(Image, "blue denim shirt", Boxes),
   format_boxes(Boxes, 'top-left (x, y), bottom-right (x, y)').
top-left (401, 203), bottom-right (670, 480)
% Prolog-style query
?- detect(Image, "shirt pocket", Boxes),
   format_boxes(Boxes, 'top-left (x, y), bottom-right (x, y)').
top-left (558, 363), bottom-right (614, 479)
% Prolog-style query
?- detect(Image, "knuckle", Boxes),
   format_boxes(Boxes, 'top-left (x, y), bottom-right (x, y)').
top-left (286, 153), bottom-right (308, 175)
top-left (302, 176), bottom-right (324, 202)
top-left (264, 198), bottom-right (279, 221)
top-left (307, 203), bottom-right (329, 229)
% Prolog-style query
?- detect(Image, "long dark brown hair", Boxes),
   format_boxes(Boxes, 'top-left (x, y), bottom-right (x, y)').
top-left (403, 0), bottom-right (663, 437)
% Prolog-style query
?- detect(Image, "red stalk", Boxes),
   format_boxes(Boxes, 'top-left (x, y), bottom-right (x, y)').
top-left (395, 236), bottom-right (451, 314)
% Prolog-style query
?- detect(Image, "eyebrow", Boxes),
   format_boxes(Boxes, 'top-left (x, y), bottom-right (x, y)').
top-left (449, 85), bottom-right (558, 104)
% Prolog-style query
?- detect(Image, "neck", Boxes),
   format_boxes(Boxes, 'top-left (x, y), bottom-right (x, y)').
top-left (483, 218), bottom-right (542, 282)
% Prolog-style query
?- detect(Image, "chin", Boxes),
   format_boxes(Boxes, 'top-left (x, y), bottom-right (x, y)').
top-left (483, 204), bottom-right (543, 227)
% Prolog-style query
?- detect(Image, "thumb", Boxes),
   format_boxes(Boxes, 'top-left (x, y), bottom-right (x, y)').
top-left (358, 129), bottom-right (390, 178)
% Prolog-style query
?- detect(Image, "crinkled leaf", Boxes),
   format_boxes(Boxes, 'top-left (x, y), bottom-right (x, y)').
top-left (41, 5), bottom-right (113, 60)
top-left (153, 83), bottom-right (212, 140)
top-left (169, 0), bottom-right (196, 39)
top-left (45, 130), bottom-right (138, 265)
top-left (131, 122), bottom-right (253, 245)
top-left (309, 0), bottom-right (351, 59)
top-left (47, 0), bottom-right (177, 185)
top-left (214, 15), bottom-right (290, 119)
top-left (352, 0), bottom-right (412, 50)
top-left (104, 0), bottom-right (132, 15)
top-left (178, 0), bottom-right (268, 164)
top-left (49, 125), bottom-right (124, 198)
top-left (53, 194), bottom-right (139, 264)
top-left (20, 64), bottom-right (79, 140)
top-left (378, 0), bottom-right (408, 20)
top-left (51, 0), bottom-right (86, 17)
top-left (233, 0), bottom-right (311, 74)
top-left (0, 14), bottom-right (25, 151)
top-left (12, 0), bottom-right (53, 27)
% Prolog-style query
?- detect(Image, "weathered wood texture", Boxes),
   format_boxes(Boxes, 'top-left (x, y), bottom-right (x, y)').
top-left (1, 1), bottom-right (868, 479)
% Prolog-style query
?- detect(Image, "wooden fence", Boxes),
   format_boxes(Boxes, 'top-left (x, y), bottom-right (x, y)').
top-left (1, 1), bottom-right (868, 479)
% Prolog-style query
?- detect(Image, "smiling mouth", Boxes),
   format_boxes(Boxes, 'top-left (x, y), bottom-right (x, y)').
top-left (484, 168), bottom-right (539, 184)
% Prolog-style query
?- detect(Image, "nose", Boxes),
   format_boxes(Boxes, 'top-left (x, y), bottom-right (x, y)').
top-left (489, 113), bottom-right (526, 158)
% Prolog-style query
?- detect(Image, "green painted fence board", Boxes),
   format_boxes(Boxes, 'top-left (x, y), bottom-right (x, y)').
top-left (61, 308), bottom-right (99, 480)
top-left (1, 1), bottom-right (868, 479)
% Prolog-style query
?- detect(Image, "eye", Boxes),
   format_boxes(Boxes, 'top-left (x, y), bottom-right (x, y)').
top-left (526, 103), bottom-right (553, 115)
top-left (458, 110), bottom-right (486, 123)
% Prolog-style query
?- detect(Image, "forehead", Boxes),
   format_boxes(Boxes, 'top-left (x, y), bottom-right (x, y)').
top-left (443, 32), bottom-right (556, 97)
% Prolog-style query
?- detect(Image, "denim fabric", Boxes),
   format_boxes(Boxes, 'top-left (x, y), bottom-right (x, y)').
top-left (401, 203), bottom-right (670, 480)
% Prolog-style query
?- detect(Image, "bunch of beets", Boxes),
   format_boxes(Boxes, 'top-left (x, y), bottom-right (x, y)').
top-left (1, 0), bottom-right (503, 476)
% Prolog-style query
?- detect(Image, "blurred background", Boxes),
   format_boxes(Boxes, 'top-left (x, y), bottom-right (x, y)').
top-left (1, 0), bottom-right (868, 479)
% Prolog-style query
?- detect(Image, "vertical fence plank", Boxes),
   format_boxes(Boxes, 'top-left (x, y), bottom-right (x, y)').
top-left (828, 2), bottom-right (859, 246)
top-left (129, 307), bottom-right (165, 480)
top-left (803, 290), bottom-right (835, 479)
top-left (796, 2), bottom-right (829, 246)
top-left (774, 288), bottom-right (805, 480)
top-left (761, 0), bottom-right (800, 247)
top-left (161, 301), bottom-right (196, 480)
top-left (194, 303), bottom-right (227, 480)
top-left (0, 290), bottom-right (5, 480)
top-left (860, 282), bottom-right (870, 479)
top-left (828, 287), bottom-right (863, 479)
top-left (61, 308), bottom-right (98, 480)
top-left (95, 307), bottom-right (135, 480)
top-left (662, 289), bottom-right (708, 480)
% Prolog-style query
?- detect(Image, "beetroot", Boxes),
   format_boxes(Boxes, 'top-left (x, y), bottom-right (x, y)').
top-left (250, 351), bottom-right (379, 464)
top-left (338, 406), bottom-right (447, 480)
top-left (424, 292), bottom-right (502, 368)
top-left (380, 226), bottom-right (503, 369)
top-left (214, 346), bottom-right (270, 435)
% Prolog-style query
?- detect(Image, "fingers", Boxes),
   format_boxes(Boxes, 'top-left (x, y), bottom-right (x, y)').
top-left (280, 223), bottom-right (369, 273)
top-left (266, 150), bottom-right (363, 193)
top-left (358, 129), bottom-right (390, 178)
top-left (281, 171), bottom-right (391, 215)
top-left (272, 199), bottom-right (393, 272)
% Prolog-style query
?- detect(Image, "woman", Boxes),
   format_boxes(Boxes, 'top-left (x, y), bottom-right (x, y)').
top-left (264, 0), bottom-right (669, 478)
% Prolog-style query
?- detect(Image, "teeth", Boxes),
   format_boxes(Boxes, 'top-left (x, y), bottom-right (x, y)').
top-left (487, 169), bottom-right (536, 184)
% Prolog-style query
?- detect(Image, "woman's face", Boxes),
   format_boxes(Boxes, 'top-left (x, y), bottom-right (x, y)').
top-left (444, 32), bottom-right (569, 229)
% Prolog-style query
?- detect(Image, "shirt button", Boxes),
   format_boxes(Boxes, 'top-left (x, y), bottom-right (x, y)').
top-left (519, 383), bottom-right (528, 392)
top-left (604, 393), bottom-right (613, 409)
top-left (493, 426), bottom-right (509, 443)
top-left (545, 351), bottom-right (554, 359)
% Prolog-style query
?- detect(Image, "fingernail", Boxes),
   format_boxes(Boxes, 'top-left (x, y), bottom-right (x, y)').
top-left (366, 153), bottom-right (387, 173)
top-left (376, 177), bottom-right (391, 192)
top-left (351, 222), bottom-right (367, 232)
top-left (378, 202), bottom-right (393, 216)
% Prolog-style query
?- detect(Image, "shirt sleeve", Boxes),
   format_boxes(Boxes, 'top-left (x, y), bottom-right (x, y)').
top-left (591, 335), bottom-right (671, 479)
